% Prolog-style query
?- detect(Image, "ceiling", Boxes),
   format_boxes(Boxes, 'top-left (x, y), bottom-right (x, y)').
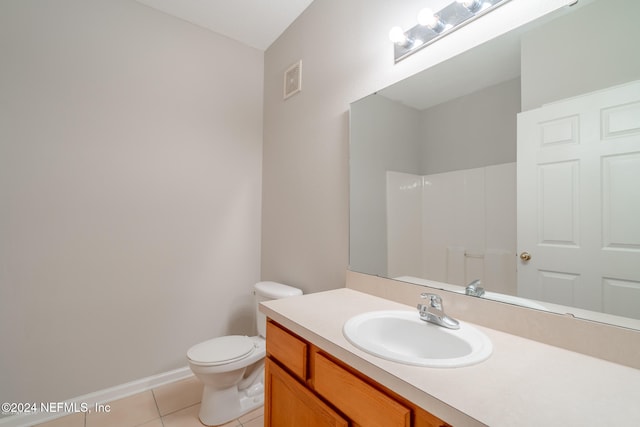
top-left (135, 0), bottom-right (315, 51)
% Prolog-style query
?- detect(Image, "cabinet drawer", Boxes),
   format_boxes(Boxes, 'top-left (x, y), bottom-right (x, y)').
top-left (313, 352), bottom-right (411, 427)
top-left (266, 321), bottom-right (308, 380)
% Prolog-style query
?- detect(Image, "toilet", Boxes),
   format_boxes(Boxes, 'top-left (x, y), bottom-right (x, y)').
top-left (187, 281), bottom-right (302, 426)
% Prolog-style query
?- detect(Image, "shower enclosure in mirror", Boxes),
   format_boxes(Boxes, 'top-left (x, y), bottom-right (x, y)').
top-left (350, 0), bottom-right (640, 330)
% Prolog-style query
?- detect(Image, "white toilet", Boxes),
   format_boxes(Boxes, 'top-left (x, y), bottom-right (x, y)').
top-left (187, 281), bottom-right (302, 426)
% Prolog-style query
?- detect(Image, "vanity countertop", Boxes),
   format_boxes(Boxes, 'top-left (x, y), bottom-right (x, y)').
top-left (260, 288), bottom-right (640, 427)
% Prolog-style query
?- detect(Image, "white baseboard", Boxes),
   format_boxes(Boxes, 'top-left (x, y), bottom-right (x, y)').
top-left (0, 366), bottom-right (193, 427)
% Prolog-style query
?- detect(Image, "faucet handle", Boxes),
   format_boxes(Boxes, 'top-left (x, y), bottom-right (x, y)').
top-left (465, 279), bottom-right (485, 297)
top-left (420, 293), bottom-right (442, 309)
top-left (417, 292), bottom-right (459, 330)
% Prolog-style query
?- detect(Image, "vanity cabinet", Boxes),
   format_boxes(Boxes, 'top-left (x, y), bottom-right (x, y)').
top-left (265, 320), bottom-right (452, 427)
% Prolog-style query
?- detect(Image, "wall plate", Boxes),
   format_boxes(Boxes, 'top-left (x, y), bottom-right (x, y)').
top-left (283, 60), bottom-right (302, 99)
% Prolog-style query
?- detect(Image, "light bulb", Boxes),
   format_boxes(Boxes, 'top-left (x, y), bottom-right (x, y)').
top-left (456, 0), bottom-right (483, 12)
top-left (388, 26), bottom-right (407, 44)
top-left (417, 8), bottom-right (445, 32)
top-left (417, 8), bottom-right (437, 27)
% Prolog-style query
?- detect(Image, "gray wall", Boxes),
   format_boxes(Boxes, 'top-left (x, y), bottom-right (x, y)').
top-left (349, 94), bottom-right (422, 277)
top-left (0, 0), bottom-right (263, 404)
top-left (521, 0), bottom-right (640, 110)
top-left (420, 78), bottom-right (521, 174)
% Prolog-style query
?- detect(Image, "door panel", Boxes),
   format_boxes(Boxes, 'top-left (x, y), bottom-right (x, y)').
top-left (517, 80), bottom-right (640, 318)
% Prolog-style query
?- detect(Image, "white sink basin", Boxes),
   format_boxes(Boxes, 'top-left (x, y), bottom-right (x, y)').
top-left (343, 310), bottom-right (492, 368)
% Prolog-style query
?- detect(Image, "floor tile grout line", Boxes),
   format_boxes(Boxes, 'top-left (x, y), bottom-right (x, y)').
top-left (149, 389), bottom-right (165, 427)
top-left (159, 401), bottom-right (201, 419)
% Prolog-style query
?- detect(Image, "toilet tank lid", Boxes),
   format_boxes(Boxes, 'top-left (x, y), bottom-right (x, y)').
top-left (255, 281), bottom-right (302, 299)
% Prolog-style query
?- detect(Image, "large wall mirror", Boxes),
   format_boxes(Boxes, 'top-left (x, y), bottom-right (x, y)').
top-left (350, 0), bottom-right (640, 330)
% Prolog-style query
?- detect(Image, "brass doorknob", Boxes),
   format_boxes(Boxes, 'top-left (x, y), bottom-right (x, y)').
top-left (520, 252), bottom-right (532, 261)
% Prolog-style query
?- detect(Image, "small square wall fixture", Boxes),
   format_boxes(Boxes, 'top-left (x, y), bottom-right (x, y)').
top-left (283, 60), bottom-right (302, 99)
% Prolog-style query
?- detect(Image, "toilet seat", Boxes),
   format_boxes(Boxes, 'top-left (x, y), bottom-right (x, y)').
top-left (187, 335), bottom-right (255, 367)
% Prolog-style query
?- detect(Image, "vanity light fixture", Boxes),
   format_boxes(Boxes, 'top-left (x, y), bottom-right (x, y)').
top-left (389, 0), bottom-right (512, 63)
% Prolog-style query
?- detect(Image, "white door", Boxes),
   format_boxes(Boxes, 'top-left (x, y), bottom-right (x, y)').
top-left (517, 80), bottom-right (640, 318)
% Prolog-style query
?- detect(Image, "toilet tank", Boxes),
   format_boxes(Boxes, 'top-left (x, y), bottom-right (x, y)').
top-left (254, 281), bottom-right (302, 337)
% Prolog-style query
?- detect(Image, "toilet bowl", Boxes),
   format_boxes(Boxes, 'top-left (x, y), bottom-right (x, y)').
top-left (187, 281), bottom-right (302, 426)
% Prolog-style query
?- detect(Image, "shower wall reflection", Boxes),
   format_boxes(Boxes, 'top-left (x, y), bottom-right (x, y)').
top-left (350, 77), bottom-right (519, 290)
top-left (386, 164), bottom-right (516, 295)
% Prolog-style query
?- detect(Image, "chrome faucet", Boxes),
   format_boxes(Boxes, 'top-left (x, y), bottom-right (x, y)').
top-left (417, 293), bottom-right (459, 329)
top-left (465, 279), bottom-right (485, 297)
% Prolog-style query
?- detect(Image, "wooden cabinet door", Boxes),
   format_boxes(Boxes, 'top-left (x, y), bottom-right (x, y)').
top-left (265, 358), bottom-right (348, 427)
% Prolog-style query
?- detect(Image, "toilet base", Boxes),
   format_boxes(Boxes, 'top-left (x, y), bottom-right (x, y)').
top-left (198, 380), bottom-right (264, 426)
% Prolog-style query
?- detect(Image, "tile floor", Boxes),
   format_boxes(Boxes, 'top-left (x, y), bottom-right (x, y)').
top-left (33, 376), bottom-right (263, 427)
